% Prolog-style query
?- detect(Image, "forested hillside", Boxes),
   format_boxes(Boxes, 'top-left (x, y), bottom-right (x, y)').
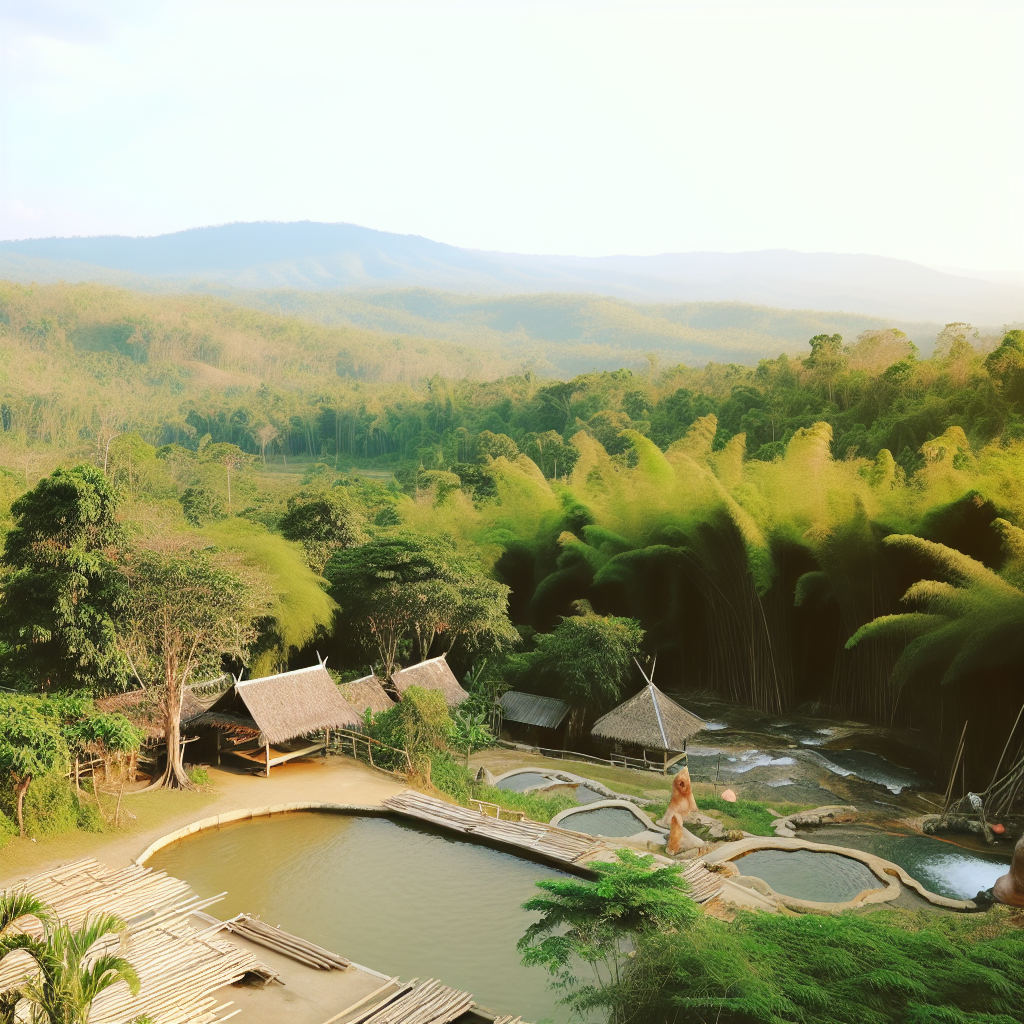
top-left (1, 278), bottom-right (1022, 790)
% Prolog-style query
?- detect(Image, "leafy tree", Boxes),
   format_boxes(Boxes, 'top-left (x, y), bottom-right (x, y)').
top-left (476, 430), bottom-right (521, 462)
top-left (325, 533), bottom-right (516, 679)
top-left (0, 465), bottom-right (128, 691)
top-left (114, 548), bottom-right (265, 788)
top-left (519, 850), bottom-right (697, 1019)
top-left (179, 486), bottom-right (225, 526)
top-left (450, 708), bottom-right (493, 765)
top-left (0, 696), bottom-right (68, 835)
top-left (279, 487), bottom-right (367, 573)
top-left (200, 442), bottom-right (253, 513)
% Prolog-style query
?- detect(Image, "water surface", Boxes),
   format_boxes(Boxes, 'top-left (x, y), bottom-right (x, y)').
top-left (559, 806), bottom-right (650, 838)
top-left (736, 849), bottom-right (881, 903)
top-left (149, 812), bottom-right (567, 1021)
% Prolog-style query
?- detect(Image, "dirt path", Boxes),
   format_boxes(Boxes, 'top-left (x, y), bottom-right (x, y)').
top-left (1, 755), bottom-right (406, 887)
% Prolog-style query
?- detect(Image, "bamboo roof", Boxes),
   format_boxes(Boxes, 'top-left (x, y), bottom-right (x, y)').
top-left (590, 682), bottom-right (705, 752)
top-left (96, 684), bottom-right (219, 740)
top-left (200, 665), bottom-right (361, 745)
top-left (500, 691), bottom-right (570, 729)
top-left (340, 673), bottom-right (397, 716)
top-left (391, 655), bottom-right (469, 707)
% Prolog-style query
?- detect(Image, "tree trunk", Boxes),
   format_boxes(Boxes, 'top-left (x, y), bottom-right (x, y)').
top-left (146, 677), bottom-right (193, 790)
top-left (15, 775), bottom-right (31, 836)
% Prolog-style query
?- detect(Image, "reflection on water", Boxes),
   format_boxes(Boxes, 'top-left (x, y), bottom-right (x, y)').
top-left (559, 806), bottom-right (651, 838)
top-left (149, 813), bottom-right (568, 1021)
top-left (805, 826), bottom-right (1009, 900)
top-left (736, 849), bottom-right (881, 903)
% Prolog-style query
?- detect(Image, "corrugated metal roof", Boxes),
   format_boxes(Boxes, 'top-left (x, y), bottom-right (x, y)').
top-left (500, 691), bottom-right (570, 729)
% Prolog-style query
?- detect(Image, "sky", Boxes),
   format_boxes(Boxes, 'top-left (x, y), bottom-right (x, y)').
top-left (1, 0), bottom-right (1022, 271)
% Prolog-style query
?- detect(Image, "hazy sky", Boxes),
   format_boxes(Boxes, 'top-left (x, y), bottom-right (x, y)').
top-left (1, 0), bottom-right (1021, 270)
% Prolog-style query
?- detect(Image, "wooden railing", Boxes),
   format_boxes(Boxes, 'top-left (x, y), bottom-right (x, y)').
top-left (329, 729), bottom-right (411, 778)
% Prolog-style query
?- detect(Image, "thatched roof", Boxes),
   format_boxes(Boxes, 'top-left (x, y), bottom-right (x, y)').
top-left (391, 655), bottom-right (469, 707)
top-left (339, 673), bottom-right (396, 717)
top-left (500, 691), bottom-right (569, 729)
top-left (590, 683), bottom-right (705, 752)
top-left (96, 684), bottom-right (220, 740)
top-left (198, 665), bottom-right (362, 745)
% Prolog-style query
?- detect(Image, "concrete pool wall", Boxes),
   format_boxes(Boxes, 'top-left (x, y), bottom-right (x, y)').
top-left (704, 835), bottom-right (978, 912)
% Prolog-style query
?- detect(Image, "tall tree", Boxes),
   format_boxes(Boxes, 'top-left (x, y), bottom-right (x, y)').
top-left (114, 548), bottom-right (265, 788)
top-left (279, 487), bottom-right (368, 573)
top-left (0, 696), bottom-right (68, 835)
top-left (0, 465), bottom-right (128, 691)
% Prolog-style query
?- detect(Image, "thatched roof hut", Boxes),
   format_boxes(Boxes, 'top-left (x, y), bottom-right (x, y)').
top-left (500, 691), bottom-right (570, 730)
top-left (188, 665), bottom-right (362, 746)
top-left (390, 655), bottom-right (469, 708)
top-left (590, 682), bottom-right (705, 754)
top-left (96, 683), bottom-right (223, 741)
top-left (340, 673), bottom-right (396, 718)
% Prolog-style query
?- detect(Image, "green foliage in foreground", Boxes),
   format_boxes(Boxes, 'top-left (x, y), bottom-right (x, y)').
top-left (621, 909), bottom-right (1024, 1024)
top-left (519, 854), bottom-right (1024, 1024)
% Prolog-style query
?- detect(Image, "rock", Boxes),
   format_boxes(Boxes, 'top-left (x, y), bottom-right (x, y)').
top-left (666, 823), bottom-right (704, 855)
top-left (475, 766), bottom-right (497, 786)
top-left (993, 832), bottom-right (1024, 907)
top-left (721, 789), bottom-right (737, 802)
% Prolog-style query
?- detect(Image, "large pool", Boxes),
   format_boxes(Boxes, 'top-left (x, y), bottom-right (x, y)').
top-left (149, 812), bottom-right (569, 1021)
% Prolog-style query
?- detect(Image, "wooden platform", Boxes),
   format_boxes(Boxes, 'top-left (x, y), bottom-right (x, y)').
top-left (383, 791), bottom-right (723, 903)
top-left (0, 859), bottom-right (273, 1024)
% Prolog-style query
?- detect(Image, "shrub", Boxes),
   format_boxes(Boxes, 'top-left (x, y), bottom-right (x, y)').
top-left (429, 751), bottom-right (473, 801)
top-left (18, 774), bottom-right (93, 837)
top-left (0, 809), bottom-right (17, 847)
top-left (472, 784), bottom-right (578, 823)
top-left (187, 766), bottom-right (211, 787)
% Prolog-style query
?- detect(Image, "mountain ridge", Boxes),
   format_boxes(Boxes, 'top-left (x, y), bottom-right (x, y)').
top-left (2, 220), bottom-right (1021, 324)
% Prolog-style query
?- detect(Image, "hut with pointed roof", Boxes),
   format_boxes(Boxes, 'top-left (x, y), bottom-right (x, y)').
top-left (390, 654), bottom-right (469, 708)
top-left (340, 672), bottom-right (396, 722)
top-left (590, 681), bottom-right (705, 773)
top-left (185, 664), bottom-right (362, 775)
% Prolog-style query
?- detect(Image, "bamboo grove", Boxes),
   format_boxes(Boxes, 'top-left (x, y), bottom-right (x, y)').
top-left (1, 280), bottom-right (1022, 788)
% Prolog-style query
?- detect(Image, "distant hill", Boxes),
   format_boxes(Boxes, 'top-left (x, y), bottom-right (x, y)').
top-left (1, 221), bottom-right (1021, 325)
top-left (223, 287), bottom-right (950, 371)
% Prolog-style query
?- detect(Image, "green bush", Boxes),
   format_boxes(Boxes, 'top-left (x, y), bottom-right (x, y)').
top-left (472, 783), bottom-right (577, 823)
top-left (429, 751), bottom-right (473, 801)
top-left (188, 765), bottom-right (211, 786)
top-left (0, 809), bottom-right (17, 847)
top-left (17, 774), bottom-right (96, 837)
top-left (617, 908), bottom-right (1024, 1024)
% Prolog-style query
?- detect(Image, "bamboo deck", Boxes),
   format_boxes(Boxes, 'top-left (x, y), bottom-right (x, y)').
top-left (383, 791), bottom-right (723, 903)
top-left (383, 791), bottom-right (605, 865)
top-left (0, 859), bottom-right (274, 1024)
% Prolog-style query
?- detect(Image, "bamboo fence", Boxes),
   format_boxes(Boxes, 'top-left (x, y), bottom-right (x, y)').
top-left (0, 859), bottom-right (275, 1024)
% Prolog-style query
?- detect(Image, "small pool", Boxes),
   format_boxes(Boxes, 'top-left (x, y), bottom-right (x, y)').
top-left (558, 806), bottom-right (650, 838)
top-left (496, 772), bottom-right (553, 792)
top-left (805, 827), bottom-right (1009, 900)
top-left (149, 813), bottom-right (569, 1021)
top-left (736, 849), bottom-right (882, 903)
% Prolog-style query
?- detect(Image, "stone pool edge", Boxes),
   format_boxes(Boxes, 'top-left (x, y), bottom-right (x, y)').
top-left (703, 836), bottom-right (977, 912)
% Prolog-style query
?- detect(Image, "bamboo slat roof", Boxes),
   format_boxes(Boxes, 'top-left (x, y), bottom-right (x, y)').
top-left (340, 673), bottom-right (397, 716)
top-left (391, 655), bottom-right (469, 707)
top-left (200, 665), bottom-right (362, 745)
top-left (590, 682), bottom-right (705, 752)
top-left (500, 691), bottom-right (570, 729)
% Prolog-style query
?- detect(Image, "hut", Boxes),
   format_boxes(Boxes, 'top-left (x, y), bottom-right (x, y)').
top-left (499, 691), bottom-right (570, 748)
top-left (185, 665), bottom-right (362, 775)
top-left (590, 681), bottom-right (705, 773)
top-left (340, 672), bottom-right (396, 723)
top-left (390, 654), bottom-right (469, 708)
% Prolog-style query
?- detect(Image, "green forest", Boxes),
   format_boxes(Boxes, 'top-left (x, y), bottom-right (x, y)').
top-left (1, 279), bottom-right (1023, 794)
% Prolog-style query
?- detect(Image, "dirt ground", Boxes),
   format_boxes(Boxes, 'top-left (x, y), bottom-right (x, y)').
top-left (0, 754), bottom-right (406, 887)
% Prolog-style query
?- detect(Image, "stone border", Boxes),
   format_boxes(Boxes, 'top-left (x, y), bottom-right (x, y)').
top-left (702, 835), bottom-right (976, 912)
top-left (550, 799), bottom-right (665, 839)
top-left (134, 803), bottom-right (387, 866)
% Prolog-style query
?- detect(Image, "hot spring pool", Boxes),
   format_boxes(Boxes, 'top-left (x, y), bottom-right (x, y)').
top-left (558, 806), bottom-right (651, 838)
top-left (735, 848), bottom-right (882, 903)
top-left (148, 812), bottom-right (569, 1021)
top-left (495, 772), bottom-right (554, 792)
top-left (804, 827), bottom-right (1010, 900)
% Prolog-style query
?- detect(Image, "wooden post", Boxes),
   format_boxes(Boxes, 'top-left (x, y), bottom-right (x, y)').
top-left (215, 731), bottom-right (221, 767)
top-left (663, 750), bottom-right (668, 775)
top-left (325, 728), bottom-right (330, 758)
top-left (265, 743), bottom-right (270, 779)
top-left (367, 737), bottom-right (374, 768)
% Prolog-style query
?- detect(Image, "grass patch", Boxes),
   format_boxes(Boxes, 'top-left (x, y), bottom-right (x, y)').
top-left (644, 795), bottom-right (813, 836)
top-left (471, 783), bottom-right (579, 823)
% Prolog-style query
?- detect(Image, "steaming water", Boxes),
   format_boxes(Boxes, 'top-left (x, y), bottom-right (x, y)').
top-left (149, 813), bottom-right (569, 1021)
top-left (556, 806), bottom-right (650, 838)
top-left (736, 849), bottom-right (882, 903)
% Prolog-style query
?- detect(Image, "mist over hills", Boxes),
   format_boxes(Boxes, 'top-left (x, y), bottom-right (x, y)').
top-left (2, 220), bottom-right (1021, 326)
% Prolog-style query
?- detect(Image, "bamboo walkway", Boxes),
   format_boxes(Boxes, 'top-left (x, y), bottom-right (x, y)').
top-left (383, 791), bottom-right (605, 865)
top-left (0, 859), bottom-right (274, 1024)
top-left (323, 977), bottom-right (474, 1024)
top-left (383, 791), bottom-right (723, 903)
